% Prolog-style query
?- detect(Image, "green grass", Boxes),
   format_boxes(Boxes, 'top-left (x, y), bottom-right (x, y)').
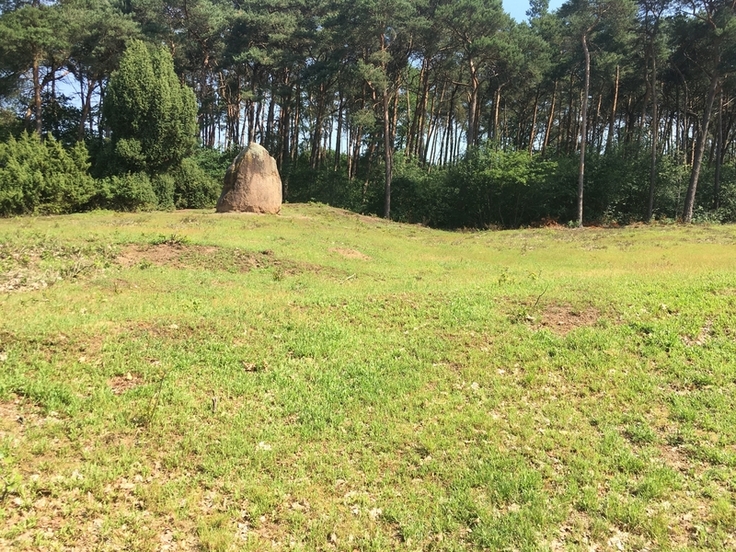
top-left (1, 204), bottom-right (736, 550)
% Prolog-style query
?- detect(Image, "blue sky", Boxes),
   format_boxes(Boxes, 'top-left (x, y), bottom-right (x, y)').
top-left (502, 0), bottom-right (565, 22)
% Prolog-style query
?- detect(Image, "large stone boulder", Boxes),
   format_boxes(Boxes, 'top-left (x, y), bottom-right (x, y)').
top-left (216, 143), bottom-right (282, 214)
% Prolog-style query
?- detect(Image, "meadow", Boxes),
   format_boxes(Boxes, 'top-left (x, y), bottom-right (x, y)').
top-left (1, 204), bottom-right (735, 551)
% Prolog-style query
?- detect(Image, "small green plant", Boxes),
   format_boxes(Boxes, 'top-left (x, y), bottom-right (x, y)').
top-left (149, 233), bottom-right (190, 246)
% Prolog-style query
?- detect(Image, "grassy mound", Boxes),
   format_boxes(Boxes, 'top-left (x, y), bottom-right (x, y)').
top-left (1, 205), bottom-right (735, 550)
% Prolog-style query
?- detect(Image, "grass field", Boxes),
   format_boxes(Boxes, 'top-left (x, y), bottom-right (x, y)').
top-left (1, 204), bottom-right (736, 551)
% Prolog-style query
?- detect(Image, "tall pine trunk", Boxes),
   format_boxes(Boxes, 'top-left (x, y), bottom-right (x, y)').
top-left (683, 74), bottom-right (719, 223)
top-left (542, 80), bottom-right (557, 155)
top-left (577, 33), bottom-right (591, 227)
top-left (714, 89), bottom-right (723, 209)
top-left (606, 65), bottom-right (620, 152)
top-left (33, 55), bottom-right (42, 136)
top-left (383, 89), bottom-right (393, 219)
top-left (647, 54), bottom-right (658, 222)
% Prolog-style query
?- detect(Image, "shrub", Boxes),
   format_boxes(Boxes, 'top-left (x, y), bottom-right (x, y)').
top-left (152, 173), bottom-right (175, 210)
top-left (172, 158), bottom-right (221, 209)
top-left (441, 145), bottom-right (560, 228)
top-left (190, 146), bottom-right (238, 183)
top-left (0, 132), bottom-right (96, 216)
top-left (105, 172), bottom-right (158, 211)
top-left (283, 160), bottom-right (364, 210)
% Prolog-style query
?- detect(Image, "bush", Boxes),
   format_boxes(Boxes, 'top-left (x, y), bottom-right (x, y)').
top-left (692, 163), bottom-right (736, 223)
top-left (172, 158), bottom-right (221, 209)
top-left (0, 132), bottom-right (96, 216)
top-left (152, 173), bottom-right (175, 210)
top-left (284, 159), bottom-right (364, 210)
top-left (439, 145), bottom-right (560, 228)
top-left (190, 146), bottom-right (238, 183)
top-left (105, 172), bottom-right (158, 211)
top-left (389, 155), bottom-right (453, 226)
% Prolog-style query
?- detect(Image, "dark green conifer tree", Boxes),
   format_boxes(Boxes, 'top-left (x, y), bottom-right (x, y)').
top-left (102, 39), bottom-right (197, 176)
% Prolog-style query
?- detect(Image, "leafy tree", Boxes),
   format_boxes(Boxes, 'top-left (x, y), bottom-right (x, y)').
top-left (102, 39), bottom-right (197, 176)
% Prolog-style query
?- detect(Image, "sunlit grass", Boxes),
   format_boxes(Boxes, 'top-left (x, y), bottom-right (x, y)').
top-left (1, 205), bottom-right (735, 550)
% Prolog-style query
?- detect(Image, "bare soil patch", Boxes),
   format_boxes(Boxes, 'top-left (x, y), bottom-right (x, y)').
top-left (108, 373), bottom-right (145, 395)
top-left (116, 243), bottom-right (304, 275)
top-left (116, 243), bottom-right (184, 268)
top-left (539, 304), bottom-right (600, 335)
top-left (0, 269), bottom-right (56, 293)
top-left (0, 241), bottom-right (116, 294)
top-left (0, 399), bottom-right (27, 439)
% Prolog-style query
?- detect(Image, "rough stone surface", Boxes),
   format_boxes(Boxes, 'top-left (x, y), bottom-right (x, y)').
top-left (216, 143), bottom-right (282, 214)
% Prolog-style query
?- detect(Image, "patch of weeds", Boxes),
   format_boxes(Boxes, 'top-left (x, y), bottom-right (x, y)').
top-left (149, 233), bottom-right (191, 246)
top-left (58, 257), bottom-right (97, 279)
top-left (634, 467), bottom-right (680, 499)
top-left (10, 379), bottom-right (77, 414)
top-left (131, 370), bottom-right (170, 428)
top-left (176, 215), bottom-right (215, 227)
top-left (116, 243), bottom-right (313, 277)
top-left (197, 513), bottom-right (235, 551)
top-left (710, 497), bottom-right (736, 528)
top-left (602, 432), bottom-right (646, 474)
top-left (602, 495), bottom-right (648, 534)
top-left (624, 421), bottom-right (657, 445)
top-left (0, 239), bottom-right (117, 292)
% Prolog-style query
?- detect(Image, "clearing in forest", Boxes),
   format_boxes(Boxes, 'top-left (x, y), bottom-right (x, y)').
top-left (1, 205), bottom-right (735, 551)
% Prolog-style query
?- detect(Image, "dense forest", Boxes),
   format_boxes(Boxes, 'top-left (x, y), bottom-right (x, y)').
top-left (1, 0), bottom-right (735, 227)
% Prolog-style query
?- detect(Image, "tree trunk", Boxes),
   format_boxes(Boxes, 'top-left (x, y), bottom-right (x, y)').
top-left (33, 55), bottom-right (42, 136)
top-left (409, 60), bottom-right (428, 159)
top-left (683, 74), bottom-right (719, 223)
top-left (78, 77), bottom-right (96, 142)
top-left (577, 33), bottom-right (591, 227)
top-left (714, 88), bottom-right (723, 210)
top-left (542, 80), bottom-right (557, 155)
top-left (424, 81), bottom-right (444, 165)
top-left (417, 68), bottom-right (431, 160)
top-left (590, 92), bottom-right (600, 153)
top-left (565, 73), bottom-right (574, 154)
top-left (265, 94), bottom-right (276, 151)
top-left (254, 100), bottom-right (263, 144)
top-left (467, 57), bottom-right (480, 147)
top-left (443, 106), bottom-right (453, 166)
top-left (291, 82), bottom-right (300, 162)
top-left (606, 65), bottom-right (620, 152)
top-left (310, 85), bottom-right (327, 169)
top-left (334, 94), bottom-right (343, 171)
top-left (493, 86), bottom-right (503, 142)
top-left (647, 54), bottom-right (658, 222)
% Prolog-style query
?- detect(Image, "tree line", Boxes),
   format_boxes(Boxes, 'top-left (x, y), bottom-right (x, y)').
top-left (1, 0), bottom-right (735, 226)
